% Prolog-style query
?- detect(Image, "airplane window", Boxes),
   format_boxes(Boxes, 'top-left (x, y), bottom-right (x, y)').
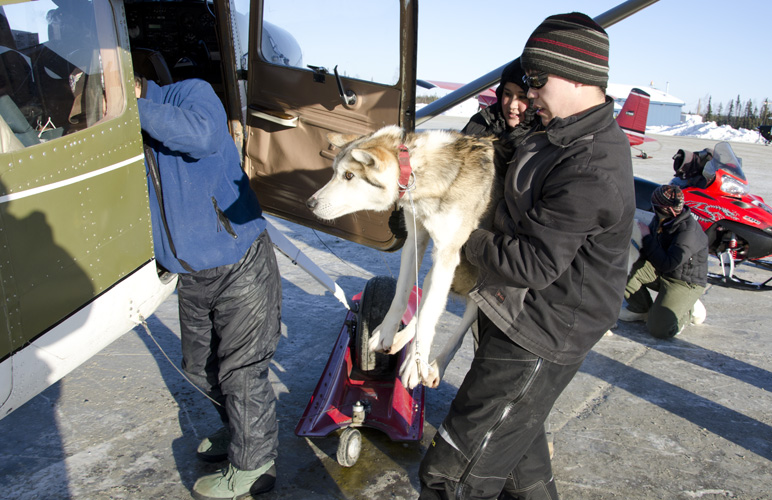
top-left (260, 0), bottom-right (400, 86)
top-left (0, 0), bottom-right (123, 151)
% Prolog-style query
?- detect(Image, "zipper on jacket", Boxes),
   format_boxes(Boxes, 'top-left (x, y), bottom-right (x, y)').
top-left (454, 357), bottom-right (543, 500)
top-left (211, 197), bottom-right (238, 239)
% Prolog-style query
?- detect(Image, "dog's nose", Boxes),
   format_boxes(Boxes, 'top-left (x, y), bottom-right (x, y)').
top-left (306, 196), bottom-right (318, 210)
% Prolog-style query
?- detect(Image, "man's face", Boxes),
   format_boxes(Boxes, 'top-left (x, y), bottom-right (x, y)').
top-left (525, 72), bottom-right (583, 126)
top-left (499, 82), bottom-right (529, 128)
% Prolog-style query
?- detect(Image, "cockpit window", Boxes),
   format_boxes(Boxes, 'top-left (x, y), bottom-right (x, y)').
top-left (260, 0), bottom-right (400, 86)
top-left (0, 0), bottom-right (123, 152)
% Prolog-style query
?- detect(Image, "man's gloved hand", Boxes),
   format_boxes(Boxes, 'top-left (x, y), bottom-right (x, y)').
top-left (388, 208), bottom-right (408, 239)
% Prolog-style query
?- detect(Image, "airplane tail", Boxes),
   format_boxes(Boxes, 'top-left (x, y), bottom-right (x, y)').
top-left (617, 88), bottom-right (650, 146)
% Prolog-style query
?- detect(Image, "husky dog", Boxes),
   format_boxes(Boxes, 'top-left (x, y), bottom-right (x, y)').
top-left (306, 125), bottom-right (497, 389)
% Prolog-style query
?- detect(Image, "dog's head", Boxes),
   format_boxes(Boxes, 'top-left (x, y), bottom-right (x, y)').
top-left (306, 126), bottom-right (403, 220)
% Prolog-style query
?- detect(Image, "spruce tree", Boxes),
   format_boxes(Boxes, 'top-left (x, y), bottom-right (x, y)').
top-left (705, 96), bottom-right (713, 122)
top-left (727, 100), bottom-right (734, 127)
top-left (761, 100), bottom-right (770, 127)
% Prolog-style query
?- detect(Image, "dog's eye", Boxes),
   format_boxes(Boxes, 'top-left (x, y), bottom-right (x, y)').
top-left (344, 172), bottom-right (354, 180)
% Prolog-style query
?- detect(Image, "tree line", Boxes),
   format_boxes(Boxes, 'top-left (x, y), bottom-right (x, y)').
top-left (703, 96), bottom-right (771, 131)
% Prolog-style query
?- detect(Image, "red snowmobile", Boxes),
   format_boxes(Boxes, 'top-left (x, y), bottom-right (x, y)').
top-left (635, 141), bottom-right (772, 291)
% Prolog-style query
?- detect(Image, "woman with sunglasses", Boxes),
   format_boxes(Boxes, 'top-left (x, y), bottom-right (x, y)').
top-left (419, 13), bottom-right (636, 500)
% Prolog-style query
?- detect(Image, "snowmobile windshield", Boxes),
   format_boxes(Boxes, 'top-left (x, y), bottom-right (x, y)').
top-left (704, 142), bottom-right (746, 182)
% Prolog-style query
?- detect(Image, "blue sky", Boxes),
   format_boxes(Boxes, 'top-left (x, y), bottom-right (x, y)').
top-left (417, 0), bottom-right (770, 114)
top-left (11, 0), bottom-right (767, 115)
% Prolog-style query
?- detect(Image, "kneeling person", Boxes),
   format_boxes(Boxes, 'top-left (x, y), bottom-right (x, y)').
top-left (621, 184), bottom-right (708, 337)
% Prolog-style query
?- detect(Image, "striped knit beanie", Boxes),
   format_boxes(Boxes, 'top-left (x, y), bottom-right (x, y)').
top-left (651, 184), bottom-right (685, 218)
top-left (521, 12), bottom-right (609, 87)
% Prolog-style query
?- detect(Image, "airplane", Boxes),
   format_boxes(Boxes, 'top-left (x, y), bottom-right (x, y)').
top-left (615, 87), bottom-right (658, 158)
top-left (0, 0), bottom-right (661, 420)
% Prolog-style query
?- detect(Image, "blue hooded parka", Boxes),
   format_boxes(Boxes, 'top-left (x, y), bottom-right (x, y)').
top-left (137, 79), bottom-right (265, 273)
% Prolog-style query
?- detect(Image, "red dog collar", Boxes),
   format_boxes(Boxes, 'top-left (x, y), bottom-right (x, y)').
top-left (397, 144), bottom-right (413, 198)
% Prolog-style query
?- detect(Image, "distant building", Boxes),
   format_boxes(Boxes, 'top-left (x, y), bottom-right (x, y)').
top-left (607, 83), bottom-right (685, 127)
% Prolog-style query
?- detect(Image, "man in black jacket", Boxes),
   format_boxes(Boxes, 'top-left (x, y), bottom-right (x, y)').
top-left (620, 184), bottom-right (708, 337)
top-left (418, 12), bottom-right (635, 500)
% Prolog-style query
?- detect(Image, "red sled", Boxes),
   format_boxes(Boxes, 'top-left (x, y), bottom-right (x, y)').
top-left (295, 275), bottom-right (424, 467)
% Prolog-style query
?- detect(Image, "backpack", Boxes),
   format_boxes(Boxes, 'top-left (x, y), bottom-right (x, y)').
top-left (672, 148), bottom-right (714, 187)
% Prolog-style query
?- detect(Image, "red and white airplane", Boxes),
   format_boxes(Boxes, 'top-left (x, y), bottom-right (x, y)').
top-left (615, 87), bottom-right (657, 157)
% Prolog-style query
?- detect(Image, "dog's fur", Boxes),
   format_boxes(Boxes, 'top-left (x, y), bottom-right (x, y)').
top-left (306, 125), bottom-right (497, 389)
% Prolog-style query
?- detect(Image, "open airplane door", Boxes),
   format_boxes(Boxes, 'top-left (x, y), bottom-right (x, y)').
top-left (243, 0), bottom-right (417, 251)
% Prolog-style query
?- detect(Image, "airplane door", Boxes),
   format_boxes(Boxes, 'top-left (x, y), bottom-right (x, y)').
top-left (244, 0), bottom-right (417, 251)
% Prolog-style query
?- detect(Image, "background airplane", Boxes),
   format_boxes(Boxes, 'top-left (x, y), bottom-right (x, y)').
top-left (417, 79), bottom-right (497, 108)
top-left (615, 87), bottom-right (657, 157)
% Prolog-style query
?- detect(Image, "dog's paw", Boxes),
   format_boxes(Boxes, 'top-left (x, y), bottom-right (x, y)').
top-left (399, 343), bottom-right (433, 390)
top-left (388, 319), bottom-right (417, 354)
top-left (369, 320), bottom-right (399, 353)
top-left (425, 360), bottom-right (442, 389)
top-left (399, 350), bottom-right (421, 390)
top-left (400, 362), bottom-right (421, 390)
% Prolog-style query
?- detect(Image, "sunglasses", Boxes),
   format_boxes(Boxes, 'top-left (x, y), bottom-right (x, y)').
top-left (522, 72), bottom-right (549, 89)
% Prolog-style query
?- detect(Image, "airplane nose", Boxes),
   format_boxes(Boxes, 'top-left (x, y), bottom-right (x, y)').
top-left (306, 196), bottom-right (318, 210)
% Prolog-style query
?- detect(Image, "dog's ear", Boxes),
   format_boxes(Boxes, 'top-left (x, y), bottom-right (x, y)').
top-left (351, 146), bottom-right (393, 170)
top-left (328, 132), bottom-right (361, 149)
top-left (351, 148), bottom-right (375, 167)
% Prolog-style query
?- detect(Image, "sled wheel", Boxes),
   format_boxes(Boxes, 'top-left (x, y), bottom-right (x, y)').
top-left (337, 427), bottom-right (362, 467)
top-left (354, 275), bottom-right (398, 379)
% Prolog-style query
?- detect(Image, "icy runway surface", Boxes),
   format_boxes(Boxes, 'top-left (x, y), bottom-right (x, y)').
top-left (2, 132), bottom-right (772, 499)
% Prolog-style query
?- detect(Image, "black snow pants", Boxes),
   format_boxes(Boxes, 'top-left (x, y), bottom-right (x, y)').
top-left (419, 313), bottom-right (584, 500)
top-left (177, 230), bottom-right (282, 471)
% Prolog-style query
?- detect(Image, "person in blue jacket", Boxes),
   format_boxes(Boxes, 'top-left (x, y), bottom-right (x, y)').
top-left (136, 76), bottom-right (281, 500)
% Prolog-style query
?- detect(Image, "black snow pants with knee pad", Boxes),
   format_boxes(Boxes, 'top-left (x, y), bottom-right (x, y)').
top-left (419, 313), bottom-right (584, 500)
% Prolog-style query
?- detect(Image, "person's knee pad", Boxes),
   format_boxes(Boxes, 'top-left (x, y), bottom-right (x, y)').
top-left (501, 475), bottom-right (559, 500)
top-left (419, 429), bottom-right (469, 490)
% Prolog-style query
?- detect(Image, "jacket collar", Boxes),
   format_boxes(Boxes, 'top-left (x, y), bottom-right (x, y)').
top-left (543, 96), bottom-right (616, 148)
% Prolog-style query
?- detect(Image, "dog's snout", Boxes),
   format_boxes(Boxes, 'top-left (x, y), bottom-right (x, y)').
top-left (306, 196), bottom-right (318, 210)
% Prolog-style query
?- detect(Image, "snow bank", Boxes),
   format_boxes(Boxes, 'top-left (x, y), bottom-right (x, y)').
top-left (647, 114), bottom-right (766, 144)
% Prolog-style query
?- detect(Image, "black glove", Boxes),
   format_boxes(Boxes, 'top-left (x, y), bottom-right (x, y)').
top-left (388, 208), bottom-right (408, 239)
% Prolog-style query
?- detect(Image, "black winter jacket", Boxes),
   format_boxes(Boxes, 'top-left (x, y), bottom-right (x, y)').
top-left (463, 104), bottom-right (536, 146)
top-left (462, 103), bottom-right (507, 138)
top-left (464, 97), bottom-right (635, 365)
top-left (462, 104), bottom-right (536, 177)
top-left (641, 206), bottom-right (708, 286)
